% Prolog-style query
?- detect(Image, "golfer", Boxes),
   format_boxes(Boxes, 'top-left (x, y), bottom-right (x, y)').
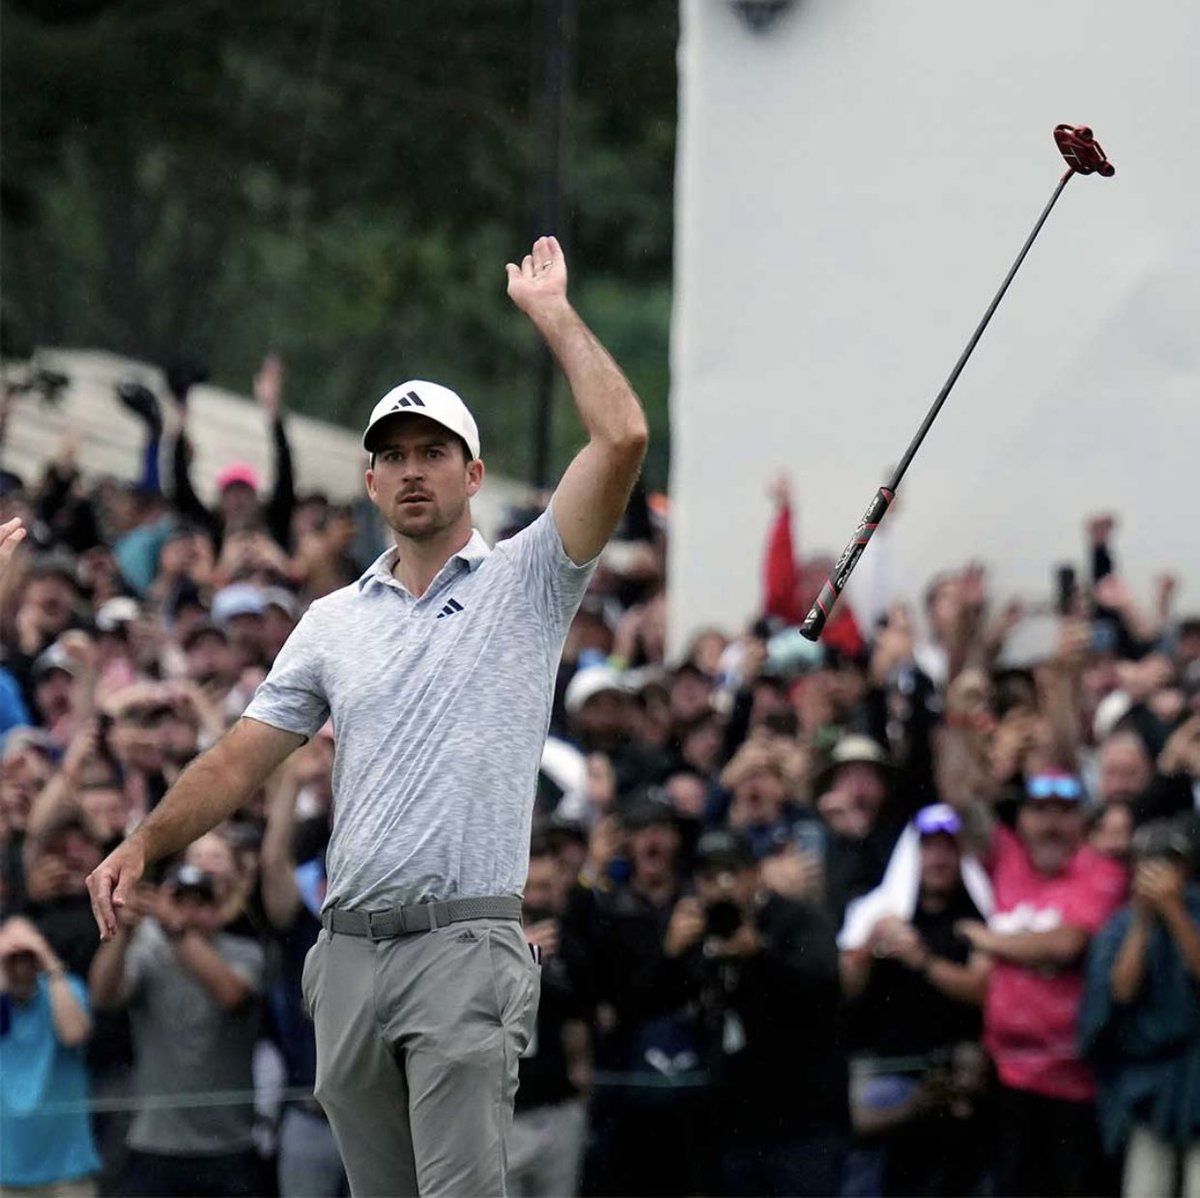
top-left (86, 235), bottom-right (649, 1197)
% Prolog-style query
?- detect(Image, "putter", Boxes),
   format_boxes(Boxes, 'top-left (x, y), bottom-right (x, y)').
top-left (798, 124), bottom-right (1115, 641)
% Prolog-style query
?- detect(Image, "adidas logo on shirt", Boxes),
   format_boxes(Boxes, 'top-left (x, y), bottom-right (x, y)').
top-left (436, 598), bottom-right (464, 620)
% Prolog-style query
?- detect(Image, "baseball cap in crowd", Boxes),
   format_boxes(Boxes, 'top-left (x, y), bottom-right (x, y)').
top-left (694, 828), bottom-right (755, 875)
top-left (620, 796), bottom-right (677, 832)
top-left (813, 734), bottom-right (893, 795)
top-left (915, 803), bottom-right (963, 838)
top-left (96, 596), bottom-right (141, 633)
top-left (32, 642), bottom-right (79, 681)
top-left (1023, 772), bottom-right (1086, 804)
top-left (215, 463), bottom-right (260, 493)
top-left (1131, 820), bottom-right (1192, 864)
top-left (260, 586), bottom-right (300, 620)
top-left (362, 380), bottom-right (481, 460)
top-left (211, 583), bottom-right (265, 627)
top-left (564, 664), bottom-right (626, 715)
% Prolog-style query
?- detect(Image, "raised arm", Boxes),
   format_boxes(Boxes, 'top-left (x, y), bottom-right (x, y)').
top-left (86, 717), bottom-right (304, 939)
top-left (505, 236), bottom-right (648, 565)
top-left (255, 355), bottom-right (297, 551)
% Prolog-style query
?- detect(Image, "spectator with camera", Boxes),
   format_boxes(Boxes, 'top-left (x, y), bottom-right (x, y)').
top-left (838, 803), bottom-right (992, 1196)
top-left (259, 731), bottom-right (346, 1198)
top-left (88, 860), bottom-right (265, 1197)
top-left (1080, 820), bottom-right (1200, 1198)
top-left (0, 913), bottom-right (99, 1196)
top-left (571, 799), bottom-right (704, 1197)
top-left (508, 833), bottom-right (591, 1198)
top-left (662, 827), bottom-right (849, 1197)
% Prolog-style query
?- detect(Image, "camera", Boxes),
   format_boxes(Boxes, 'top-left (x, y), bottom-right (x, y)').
top-left (704, 897), bottom-right (744, 940)
top-left (169, 864), bottom-right (216, 904)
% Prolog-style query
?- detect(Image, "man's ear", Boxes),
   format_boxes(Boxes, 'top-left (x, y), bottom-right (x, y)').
top-left (466, 458), bottom-right (485, 498)
top-left (365, 468), bottom-right (377, 502)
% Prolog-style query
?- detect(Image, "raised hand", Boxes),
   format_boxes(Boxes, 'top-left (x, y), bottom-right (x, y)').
top-left (505, 235), bottom-right (568, 319)
top-left (254, 354), bottom-right (284, 419)
top-left (0, 516), bottom-right (26, 581)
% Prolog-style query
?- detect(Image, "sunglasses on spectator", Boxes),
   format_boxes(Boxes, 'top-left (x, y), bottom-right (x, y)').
top-left (1025, 774), bottom-right (1084, 802)
top-left (915, 804), bottom-right (962, 837)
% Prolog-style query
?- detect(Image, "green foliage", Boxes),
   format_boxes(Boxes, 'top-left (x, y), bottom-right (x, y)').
top-left (0, 0), bottom-right (678, 485)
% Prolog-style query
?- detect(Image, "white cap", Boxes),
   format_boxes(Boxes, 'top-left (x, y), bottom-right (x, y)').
top-left (564, 665), bottom-right (627, 715)
top-left (362, 380), bottom-right (480, 459)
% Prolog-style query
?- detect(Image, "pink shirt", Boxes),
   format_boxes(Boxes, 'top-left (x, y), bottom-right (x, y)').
top-left (983, 825), bottom-right (1126, 1101)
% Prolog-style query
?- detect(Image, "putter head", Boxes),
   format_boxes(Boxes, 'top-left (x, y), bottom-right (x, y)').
top-left (1054, 124), bottom-right (1115, 176)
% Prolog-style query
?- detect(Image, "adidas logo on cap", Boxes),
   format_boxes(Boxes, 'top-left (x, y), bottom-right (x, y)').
top-left (363, 380), bottom-right (481, 459)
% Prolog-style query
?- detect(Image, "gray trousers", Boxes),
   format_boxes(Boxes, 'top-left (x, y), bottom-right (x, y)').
top-left (302, 918), bottom-right (539, 1198)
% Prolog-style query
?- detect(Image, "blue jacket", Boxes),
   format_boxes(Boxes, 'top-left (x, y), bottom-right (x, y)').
top-left (1079, 887), bottom-right (1200, 1154)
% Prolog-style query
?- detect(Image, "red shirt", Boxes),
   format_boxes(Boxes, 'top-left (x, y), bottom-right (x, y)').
top-left (982, 825), bottom-right (1126, 1101)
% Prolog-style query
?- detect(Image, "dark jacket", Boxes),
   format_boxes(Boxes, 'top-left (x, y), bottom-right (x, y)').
top-left (1079, 887), bottom-right (1200, 1154)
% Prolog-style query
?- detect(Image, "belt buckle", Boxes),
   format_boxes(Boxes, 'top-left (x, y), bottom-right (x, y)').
top-left (365, 910), bottom-right (385, 942)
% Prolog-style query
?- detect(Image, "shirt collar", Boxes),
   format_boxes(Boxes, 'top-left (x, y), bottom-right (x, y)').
top-left (357, 529), bottom-right (491, 592)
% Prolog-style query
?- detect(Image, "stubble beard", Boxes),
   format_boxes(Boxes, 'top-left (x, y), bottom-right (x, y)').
top-left (389, 493), bottom-right (466, 542)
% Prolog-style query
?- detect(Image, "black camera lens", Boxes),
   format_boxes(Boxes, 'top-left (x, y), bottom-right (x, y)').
top-left (704, 898), bottom-right (743, 940)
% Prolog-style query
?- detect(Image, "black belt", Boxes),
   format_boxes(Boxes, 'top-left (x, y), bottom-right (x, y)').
top-left (321, 895), bottom-right (522, 940)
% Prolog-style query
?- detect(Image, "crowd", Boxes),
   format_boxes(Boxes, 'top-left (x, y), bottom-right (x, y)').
top-left (1, 366), bottom-right (1199, 1198)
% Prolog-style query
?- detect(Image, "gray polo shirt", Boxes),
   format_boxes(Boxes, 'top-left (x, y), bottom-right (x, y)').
top-left (243, 508), bottom-right (595, 909)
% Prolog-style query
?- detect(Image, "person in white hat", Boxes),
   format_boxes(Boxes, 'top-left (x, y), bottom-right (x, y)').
top-left (87, 234), bottom-right (649, 1197)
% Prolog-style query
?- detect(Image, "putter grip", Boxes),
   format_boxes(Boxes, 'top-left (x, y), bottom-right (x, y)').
top-left (798, 487), bottom-right (894, 641)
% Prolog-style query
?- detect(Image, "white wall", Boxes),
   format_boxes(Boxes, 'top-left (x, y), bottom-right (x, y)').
top-left (669, 0), bottom-right (1199, 652)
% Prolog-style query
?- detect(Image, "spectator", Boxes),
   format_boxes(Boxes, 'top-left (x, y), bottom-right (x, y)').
top-left (88, 862), bottom-right (265, 1197)
top-left (564, 665), bottom-right (669, 798)
top-left (953, 771), bottom-right (1127, 1197)
top-left (170, 354), bottom-right (296, 554)
top-left (571, 800), bottom-right (703, 1197)
top-left (259, 734), bottom-right (346, 1198)
top-left (0, 914), bottom-right (99, 1196)
top-left (508, 835), bottom-right (590, 1198)
top-left (1080, 820), bottom-right (1200, 1198)
top-left (1, 731), bottom-right (56, 912)
top-left (667, 828), bottom-right (849, 1197)
top-left (839, 804), bottom-right (993, 1196)
top-left (1098, 730), bottom-right (1157, 806)
top-left (1090, 800), bottom-right (1136, 863)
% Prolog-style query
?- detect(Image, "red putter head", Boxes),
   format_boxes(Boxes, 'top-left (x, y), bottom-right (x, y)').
top-left (1054, 125), bottom-right (1115, 176)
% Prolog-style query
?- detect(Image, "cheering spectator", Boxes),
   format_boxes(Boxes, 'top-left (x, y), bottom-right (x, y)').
top-left (952, 771), bottom-right (1127, 1197)
top-left (0, 914), bottom-right (99, 1196)
top-left (170, 354), bottom-right (296, 554)
top-left (1080, 820), bottom-right (1200, 1198)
